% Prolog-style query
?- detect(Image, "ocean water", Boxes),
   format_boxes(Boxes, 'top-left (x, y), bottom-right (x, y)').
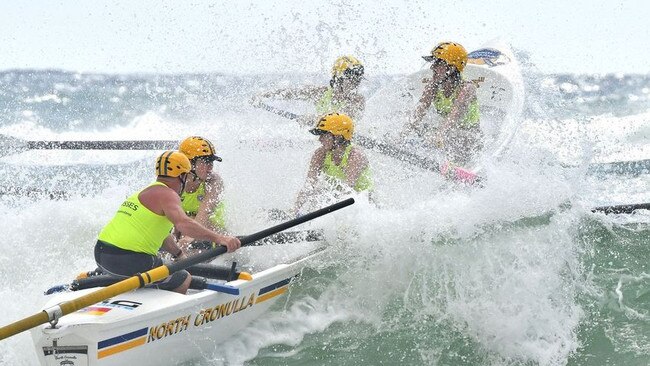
top-left (0, 68), bottom-right (648, 366)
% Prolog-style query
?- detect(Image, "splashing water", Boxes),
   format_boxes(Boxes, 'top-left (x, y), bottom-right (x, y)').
top-left (0, 70), bottom-right (648, 366)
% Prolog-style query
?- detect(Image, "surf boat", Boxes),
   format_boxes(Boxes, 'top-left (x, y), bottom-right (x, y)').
top-left (0, 181), bottom-right (353, 366)
top-left (30, 243), bottom-right (325, 366)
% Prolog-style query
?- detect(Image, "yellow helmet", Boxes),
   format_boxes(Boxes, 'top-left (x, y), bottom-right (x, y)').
top-left (310, 113), bottom-right (354, 141)
top-left (423, 42), bottom-right (468, 72)
top-left (155, 151), bottom-right (191, 177)
top-left (179, 136), bottom-right (222, 162)
top-left (332, 55), bottom-right (364, 79)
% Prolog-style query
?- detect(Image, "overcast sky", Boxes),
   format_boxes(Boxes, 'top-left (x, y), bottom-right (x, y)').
top-left (1, 0), bottom-right (648, 75)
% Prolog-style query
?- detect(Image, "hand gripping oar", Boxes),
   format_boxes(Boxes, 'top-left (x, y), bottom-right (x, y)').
top-left (0, 134), bottom-right (178, 158)
top-left (190, 229), bottom-right (325, 250)
top-left (591, 202), bottom-right (650, 214)
top-left (0, 197), bottom-right (354, 341)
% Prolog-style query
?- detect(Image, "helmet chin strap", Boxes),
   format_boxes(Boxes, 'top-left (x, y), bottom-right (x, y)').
top-left (430, 68), bottom-right (457, 93)
top-left (333, 136), bottom-right (350, 149)
top-left (190, 159), bottom-right (201, 182)
top-left (179, 174), bottom-right (188, 195)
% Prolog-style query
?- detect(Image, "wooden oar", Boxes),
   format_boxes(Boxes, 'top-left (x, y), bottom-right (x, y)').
top-left (591, 202), bottom-right (650, 214)
top-left (0, 134), bottom-right (178, 158)
top-left (0, 197), bottom-right (354, 340)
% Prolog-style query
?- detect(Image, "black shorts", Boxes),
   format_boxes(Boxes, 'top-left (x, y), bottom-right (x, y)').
top-left (94, 240), bottom-right (189, 291)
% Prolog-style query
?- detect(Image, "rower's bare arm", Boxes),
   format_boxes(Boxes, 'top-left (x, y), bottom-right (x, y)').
top-left (401, 84), bottom-right (435, 140)
top-left (159, 191), bottom-right (240, 252)
top-left (345, 148), bottom-right (368, 188)
top-left (412, 83), bottom-right (436, 125)
top-left (346, 95), bottom-right (366, 121)
top-left (307, 148), bottom-right (327, 184)
top-left (295, 149), bottom-right (326, 211)
top-left (161, 234), bottom-right (184, 258)
top-left (447, 83), bottom-right (476, 125)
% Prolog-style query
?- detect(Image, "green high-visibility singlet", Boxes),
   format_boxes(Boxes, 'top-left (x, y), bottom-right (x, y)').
top-left (97, 182), bottom-right (173, 255)
top-left (433, 90), bottom-right (480, 129)
top-left (180, 181), bottom-right (227, 231)
top-left (315, 87), bottom-right (346, 115)
top-left (322, 145), bottom-right (373, 192)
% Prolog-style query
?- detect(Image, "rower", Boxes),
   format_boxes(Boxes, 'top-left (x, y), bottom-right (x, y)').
top-left (252, 55), bottom-right (366, 126)
top-left (94, 151), bottom-right (240, 294)
top-left (177, 136), bottom-right (228, 251)
top-left (295, 113), bottom-right (372, 212)
top-left (403, 41), bottom-right (483, 168)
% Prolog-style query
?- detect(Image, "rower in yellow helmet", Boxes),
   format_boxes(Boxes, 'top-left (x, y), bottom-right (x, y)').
top-left (403, 41), bottom-right (482, 166)
top-left (176, 136), bottom-right (228, 252)
top-left (94, 151), bottom-right (241, 294)
top-left (252, 55), bottom-right (366, 126)
top-left (295, 113), bottom-right (373, 212)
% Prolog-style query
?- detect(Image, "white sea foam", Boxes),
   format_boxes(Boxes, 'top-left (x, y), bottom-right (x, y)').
top-left (0, 76), bottom-right (647, 366)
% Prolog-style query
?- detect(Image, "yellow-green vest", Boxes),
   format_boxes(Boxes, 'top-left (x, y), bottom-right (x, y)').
top-left (315, 87), bottom-right (346, 115)
top-left (433, 89), bottom-right (480, 129)
top-left (180, 181), bottom-right (227, 231)
top-left (323, 145), bottom-right (373, 192)
top-left (97, 182), bottom-right (173, 256)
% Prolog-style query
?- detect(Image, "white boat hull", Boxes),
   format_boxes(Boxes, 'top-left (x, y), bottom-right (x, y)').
top-left (31, 248), bottom-right (324, 366)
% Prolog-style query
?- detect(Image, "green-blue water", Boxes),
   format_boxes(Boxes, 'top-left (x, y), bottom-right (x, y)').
top-left (0, 70), bottom-right (648, 366)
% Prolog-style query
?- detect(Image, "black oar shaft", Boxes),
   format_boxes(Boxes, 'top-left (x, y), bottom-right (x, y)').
top-left (355, 135), bottom-right (440, 171)
top-left (259, 102), bottom-right (300, 120)
top-left (167, 197), bottom-right (354, 273)
top-left (592, 202), bottom-right (650, 214)
top-left (245, 198), bottom-right (352, 242)
top-left (256, 103), bottom-right (441, 171)
top-left (256, 103), bottom-right (479, 178)
top-left (26, 140), bottom-right (178, 150)
top-left (589, 159), bottom-right (650, 175)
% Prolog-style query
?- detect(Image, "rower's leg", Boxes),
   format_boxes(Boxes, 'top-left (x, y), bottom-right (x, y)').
top-left (174, 274), bottom-right (192, 294)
